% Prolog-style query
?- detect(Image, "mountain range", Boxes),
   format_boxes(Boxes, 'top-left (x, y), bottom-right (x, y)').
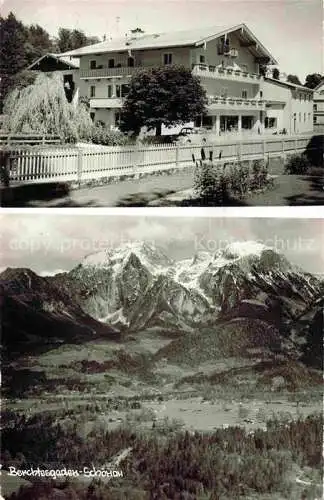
top-left (1, 241), bottom-right (323, 366)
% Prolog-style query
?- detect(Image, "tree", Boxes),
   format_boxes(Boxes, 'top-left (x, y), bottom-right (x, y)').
top-left (120, 65), bottom-right (207, 136)
top-left (26, 24), bottom-right (54, 62)
top-left (304, 73), bottom-right (322, 89)
top-left (3, 73), bottom-right (93, 142)
top-left (272, 68), bottom-right (280, 80)
top-left (56, 28), bottom-right (100, 52)
top-left (287, 74), bottom-right (302, 85)
top-left (56, 28), bottom-right (73, 52)
top-left (0, 12), bottom-right (29, 110)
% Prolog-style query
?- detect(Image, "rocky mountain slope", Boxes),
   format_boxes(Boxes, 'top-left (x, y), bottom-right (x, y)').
top-left (1, 267), bottom-right (118, 355)
top-left (2, 242), bottom-right (322, 365)
top-left (52, 241), bottom-right (322, 333)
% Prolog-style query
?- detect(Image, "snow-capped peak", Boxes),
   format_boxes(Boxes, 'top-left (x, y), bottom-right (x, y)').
top-left (221, 241), bottom-right (270, 260)
top-left (81, 241), bottom-right (172, 274)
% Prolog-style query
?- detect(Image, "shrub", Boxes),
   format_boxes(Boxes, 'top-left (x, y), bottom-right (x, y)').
top-left (90, 125), bottom-right (133, 146)
top-left (194, 152), bottom-right (271, 205)
top-left (285, 153), bottom-right (311, 174)
top-left (194, 161), bottom-right (229, 205)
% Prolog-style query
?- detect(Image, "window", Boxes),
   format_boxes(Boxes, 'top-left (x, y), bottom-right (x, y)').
top-left (199, 54), bottom-right (205, 64)
top-left (90, 60), bottom-right (97, 69)
top-left (299, 112), bottom-right (301, 122)
top-left (265, 117), bottom-right (276, 129)
top-left (90, 112), bottom-right (95, 121)
top-left (108, 58), bottom-right (115, 68)
top-left (314, 104), bottom-right (318, 111)
top-left (121, 84), bottom-right (130, 98)
top-left (108, 85), bottom-right (113, 98)
top-left (115, 111), bottom-right (121, 127)
top-left (304, 112), bottom-right (306, 122)
top-left (90, 85), bottom-right (96, 98)
top-left (115, 84), bottom-right (121, 98)
top-left (163, 53), bottom-right (172, 65)
top-left (260, 90), bottom-right (263, 98)
top-left (217, 36), bottom-right (230, 55)
top-left (127, 57), bottom-right (134, 67)
top-left (220, 87), bottom-right (228, 98)
top-left (242, 89), bottom-right (248, 99)
top-left (314, 116), bottom-right (317, 124)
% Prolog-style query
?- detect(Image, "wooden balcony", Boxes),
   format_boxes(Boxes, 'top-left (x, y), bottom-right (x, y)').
top-left (90, 97), bottom-right (124, 108)
top-left (80, 66), bottom-right (143, 79)
top-left (192, 64), bottom-right (262, 84)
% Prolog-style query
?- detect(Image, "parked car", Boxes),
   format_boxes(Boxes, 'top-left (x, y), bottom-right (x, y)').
top-left (176, 127), bottom-right (209, 144)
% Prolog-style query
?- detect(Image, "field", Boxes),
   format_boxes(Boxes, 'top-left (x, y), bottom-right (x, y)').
top-left (2, 329), bottom-right (323, 499)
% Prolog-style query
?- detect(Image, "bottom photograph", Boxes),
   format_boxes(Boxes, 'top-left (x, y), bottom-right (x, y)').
top-left (1, 213), bottom-right (323, 500)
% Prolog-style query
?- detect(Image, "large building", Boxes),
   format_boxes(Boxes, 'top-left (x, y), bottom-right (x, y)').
top-left (60, 24), bottom-right (314, 135)
top-left (313, 79), bottom-right (324, 127)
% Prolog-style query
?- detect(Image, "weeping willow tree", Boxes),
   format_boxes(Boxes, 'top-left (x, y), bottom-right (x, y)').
top-left (3, 73), bottom-right (93, 143)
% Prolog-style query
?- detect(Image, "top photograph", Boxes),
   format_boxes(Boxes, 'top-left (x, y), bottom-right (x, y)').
top-left (0, 0), bottom-right (323, 207)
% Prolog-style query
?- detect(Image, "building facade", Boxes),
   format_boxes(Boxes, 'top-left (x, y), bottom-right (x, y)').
top-left (313, 80), bottom-right (324, 126)
top-left (61, 25), bottom-right (314, 135)
top-left (262, 78), bottom-right (314, 135)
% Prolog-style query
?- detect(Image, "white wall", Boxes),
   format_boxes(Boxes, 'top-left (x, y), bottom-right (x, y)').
top-left (202, 79), bottom-right (260, 99)
top-left (261, 80), bottom-right (313, 134)
top-left (79, 46), bottom-right (190, 71)
top-left (191, 32), bottom-right (259, 74)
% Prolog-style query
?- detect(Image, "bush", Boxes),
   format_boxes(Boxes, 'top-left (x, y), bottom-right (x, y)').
top-left (285, 153), bottom-right (311, 174)
top-left (194, 153), bottom-right (270, 205)
top-left (91, 125), bottom-right (133, 146)
top-left (194, 161), bottom-right (229, 205)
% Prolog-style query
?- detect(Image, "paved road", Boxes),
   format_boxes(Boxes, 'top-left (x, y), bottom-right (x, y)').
top-left (13, 170), bottom-right (195, 207)
top-left (2, 164), bottom-right (323, 207)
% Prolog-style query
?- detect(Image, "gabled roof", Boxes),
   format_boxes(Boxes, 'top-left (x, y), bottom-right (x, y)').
top-left (314, 79), bottom-right (324, 91)
top-left (62, 23), bottom-right (277, 64)
top-left (27, 53), bottom-right (80, 70)
top-left (265, 77), bottom-right (314, 92)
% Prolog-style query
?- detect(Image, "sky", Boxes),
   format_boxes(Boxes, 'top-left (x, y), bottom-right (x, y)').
top-left (0, 213), bottom-right (323, 275)
top-left (1, 0), bottom-right (323, 81)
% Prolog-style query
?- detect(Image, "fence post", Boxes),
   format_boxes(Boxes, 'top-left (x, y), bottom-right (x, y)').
top-left (263, 138), bottom-right (266, 162)
top-left (77, 148), bottom-right (83, 187)
top-left (175, 143), bottom-right (179, 169)
top-left (237, 141), bottom-right (242, 164)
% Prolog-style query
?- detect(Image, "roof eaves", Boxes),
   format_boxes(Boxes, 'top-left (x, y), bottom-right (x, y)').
top-left (265, 77), bottom-right (314, 92)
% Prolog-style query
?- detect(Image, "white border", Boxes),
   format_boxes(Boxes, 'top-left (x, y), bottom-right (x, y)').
top-left (1, 207), bottom-right (324, 218)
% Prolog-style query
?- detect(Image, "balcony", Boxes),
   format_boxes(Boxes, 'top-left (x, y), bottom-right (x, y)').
top-left (192, 64), bottom-right (262, 84)
top-left (90, 98), bottom-right (124, 109)
top-left (207, 96), bottom-right (266, 111)
top-left (80, 66), bottom-right (142, 79)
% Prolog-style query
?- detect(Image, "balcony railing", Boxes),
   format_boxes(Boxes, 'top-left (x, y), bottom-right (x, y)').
top-left (81, 66), bottom-right (144, 79)
top-left (192, 64), bottom-right (262, 84)
top-left (207, 96), bottom-right (266, 110)
top-left (90, 97), bottom-right (124, 108)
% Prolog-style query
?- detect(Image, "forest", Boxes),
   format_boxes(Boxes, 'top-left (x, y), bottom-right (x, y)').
top-left (2, 411), bottom-right (323, 499)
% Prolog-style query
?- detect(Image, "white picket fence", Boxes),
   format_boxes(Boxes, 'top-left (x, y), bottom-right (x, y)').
top-left (3, 134), bottom-right (320, 185)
